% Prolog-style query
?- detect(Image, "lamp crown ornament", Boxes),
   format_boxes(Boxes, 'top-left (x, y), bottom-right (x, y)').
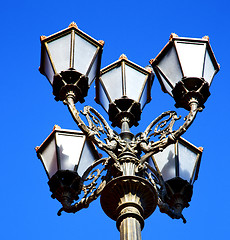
top-left (119, 54), bottom-right (128, 60)
top-left (202, 35), bottom-right (209, 41)
top-left (37, 22), bottom-right (219, 240)
top-left (169, 33), bottom-right (178, 40)
top-left (98, 40), bottom-right (105, 46)
top-left (68, 21), bottom-right (78, 28)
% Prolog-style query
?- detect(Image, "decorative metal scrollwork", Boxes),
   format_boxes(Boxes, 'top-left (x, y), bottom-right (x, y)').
top-left (143, 110), bottom-right (181, 140)
top-left (138, 101), bottom-right (201, 165)
top-left (81, 106), bottom-right (116, 141)
top-left (64, 96), bottom-right (120, 163)
top-left (65, 94), bottom-right (201, 172)
top-left (57, 157), bottom-right (112, 216)
top-left (63, 95), bottom-right (202, 223)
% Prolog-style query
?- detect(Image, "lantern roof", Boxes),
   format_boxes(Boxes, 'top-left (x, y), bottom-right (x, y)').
top-left (151, 34), bottom-right (220, 72)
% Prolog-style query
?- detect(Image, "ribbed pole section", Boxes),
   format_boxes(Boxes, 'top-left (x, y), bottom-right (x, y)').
top-left (120, 217), bottom-right (142, 240)
top-left (101, 118), bottom-right (157, 240)
top-left (100, 176), bottom-right (157, 240)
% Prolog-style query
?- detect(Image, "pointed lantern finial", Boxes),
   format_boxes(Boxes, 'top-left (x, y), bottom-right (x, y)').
top-left (119, 54), bottom-right (128, 60)
top-left (169, 33), bottom-right (178, 40)
top-left (68, 22), bottom-right (78, 28)
top-left (202, 35), bottom-right (209, 41)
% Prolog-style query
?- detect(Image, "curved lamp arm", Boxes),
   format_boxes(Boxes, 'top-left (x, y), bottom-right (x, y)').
top-left (63, 94), bottom-right (119, 163)
top-left (57, 157), bottom-right (112, 216)
top-left (139, 98), bottom-right (202, 164)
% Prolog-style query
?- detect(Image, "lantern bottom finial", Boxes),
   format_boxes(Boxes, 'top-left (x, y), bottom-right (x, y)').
top-left (108, 98), bottom-right (141, 128)
top-left (48, 170), bottom-right (82, 207)
top-left (172, 77), bottom-right (210, 110)
top-left (53, 69), bottom-right (89, 103)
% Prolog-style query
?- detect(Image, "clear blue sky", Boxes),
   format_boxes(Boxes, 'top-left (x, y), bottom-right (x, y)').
top-left (0, 0), bottom-right (229, 239)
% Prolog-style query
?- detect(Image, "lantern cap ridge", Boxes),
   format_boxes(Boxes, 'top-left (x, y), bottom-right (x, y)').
top-left (150, 34), bottom-right (220, 75)
top-left (35, 125), bottom-right (87, 153)
top-left (101, 55), bottom-right (151, 76)
top-left (35, 125), bottom-right (60, 153)
top-left (39, 22), bottom-right (103, 49)
top-left (178, 137), bottom-right (204, 154)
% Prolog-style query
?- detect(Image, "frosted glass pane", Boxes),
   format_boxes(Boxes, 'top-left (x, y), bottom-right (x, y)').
top-left (139, 81), bottom-right (148, 109)
top-left (78, 141), bottom-right (96, 177)
top-left (74, 33), bottom-right (97, 76)
top-left (43, 49), bottom-right (55, 84)
top-left (158, 46), bottom-right (183, 86)
top-left (101, 66), bottom-right (122, 102)
top-left (56, 133), bottom-right (85, 172)
top-left (175, 42), bottom-right (206, 78)
top-left (178, 142), bottom-right (197, 182)
top-left (203, 49), bottom-right (216, 85)
top-left (41, 138), bottom-right (58, 178)
top-left (153, 144), bottom-right (176, 181)
top-left (87, 53), bottom-right (99, 85)
top-left (157, 70), bottom-right (173, 96)
top-left (98, 81), bottom-right (110, 112)
top-left (125, 65), bottom-right (147, 101)
top-left (48, 34), bottom-right (71, 73)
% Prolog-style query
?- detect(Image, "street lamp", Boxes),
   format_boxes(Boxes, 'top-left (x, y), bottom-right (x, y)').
top-left (148, 137), bottom-right (203, 223)
top-left (150, 33), bottom-right (219, 110)
top-left (39, 22), bottom-right (104, 103)
top-left (36, 23), bottom-right (219, 240)
top-left (35, 125), bottom-right (99, 209)
top-left (95, 54), bottom-right (154, 128)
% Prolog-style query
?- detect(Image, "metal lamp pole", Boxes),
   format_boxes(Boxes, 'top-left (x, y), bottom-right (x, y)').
top-left (36, 23), bottom-right (219, 240)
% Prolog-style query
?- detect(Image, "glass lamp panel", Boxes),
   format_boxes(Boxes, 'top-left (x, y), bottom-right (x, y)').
top-left (139, 81), bottom-right (148, 109)
top-left (203, 49), bottom-right (216, 85)
top-left (125, 64), bottom-right (147, 102)
top-left (178, 142), bottom-right (198, 182)
top-left (77, 141), bottom-right (97, 177)
top-left (47, 33), bottom-right (71, 74)
top-left (101, 66), bottom-right (122, 102)
top-left (97, 80), bottom-right (110, 112)
top-left (87, 53), bottom-right (99, 85)
top-left (56, 132), bottom-right (85, 172)
top-left (42, 49), bottom-right (55, 84)
top-left (74, 33), bottom-right (98, 79)
top-left (153, 144), bottom-right (176, 181)
top-left (40, 137), bottom-right (58, 179)
top-left (175, 41), bottom-right (206, 78)
top-left (157, 45), bottom-right (183, 87)
top-left (157, 70), bottom-right (173, 96)
top-left (191, 162), bottom-right (200, 184)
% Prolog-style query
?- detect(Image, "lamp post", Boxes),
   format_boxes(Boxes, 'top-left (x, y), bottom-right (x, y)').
top-left (36, 23), bottom-right (219, 240)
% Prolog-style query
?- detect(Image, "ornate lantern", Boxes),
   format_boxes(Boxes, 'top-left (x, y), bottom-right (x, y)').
top-left (148, 137), bottom-right (203, 216)
top-left (150, 34), bottom-right (219, 110)
top-left (36, 125), bottom-right (99, 208)
top-left (96, 54), bottom-right (154, 127)
top-left (39, 22), bottom-right (104, 103)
